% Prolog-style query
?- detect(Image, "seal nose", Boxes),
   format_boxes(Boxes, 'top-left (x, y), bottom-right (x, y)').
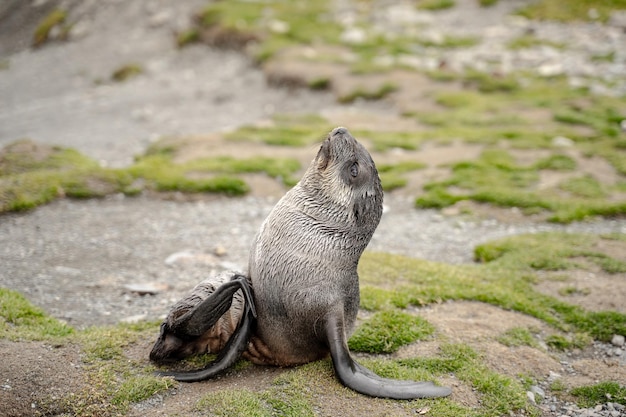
top-left (331, 127), bottom-right (349, 137)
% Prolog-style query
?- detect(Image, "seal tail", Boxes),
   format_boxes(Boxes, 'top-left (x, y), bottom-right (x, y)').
top-left (325, 311), bottom-right (452, 400)
top-left (158, 275), bottom-right (257, 382)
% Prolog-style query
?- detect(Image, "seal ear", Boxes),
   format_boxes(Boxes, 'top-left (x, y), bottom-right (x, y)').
top-left (316, 138), bottom-right (332, 171)
top-left (324, 309), bottom-right (452, 399)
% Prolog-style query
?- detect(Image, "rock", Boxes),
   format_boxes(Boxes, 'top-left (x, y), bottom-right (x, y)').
top-left (611, 334), bottom-right (625, 347)
top-left (149, 10), bottom-right (172, 28)
top-left (165, 251), bottom-right (218, 266)
top-left (340, 27), bottom-right (367, 45)
top-left (526, 391), bottom-right (536, 403)
top-left (53, 266), bottom-right (82, 276)
top-left (214, 245), bottom-right (227, 257)
top-left (530, 385), bottom-right (545, 400)
top-left (552, 136), bottom-right (574, 147)
top-left (268, 20), bottom-right (289, 34)
top-left (609, 11), bottom-right (626, 29)
top-left (123, 283), bottom-right (169, 296)
top-left (119, 314), bottom-right (148, 323)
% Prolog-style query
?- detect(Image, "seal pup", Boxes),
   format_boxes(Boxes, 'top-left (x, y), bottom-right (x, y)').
top-left (150, 127), bottom-right (452, 399)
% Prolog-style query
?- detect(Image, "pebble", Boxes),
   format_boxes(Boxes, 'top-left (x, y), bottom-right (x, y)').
top-left (123, 283), bottom-right (169, 296)
top-left (349, 1), bottom-right (626, 95)
top-left (611, 335), bottom-right (625, 347)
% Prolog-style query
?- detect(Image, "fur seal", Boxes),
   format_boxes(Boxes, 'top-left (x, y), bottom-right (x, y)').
top-left (150, 127), bottom-right (452, 399)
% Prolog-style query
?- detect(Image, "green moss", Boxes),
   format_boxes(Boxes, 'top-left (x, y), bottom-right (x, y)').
top-left (176, 29), bottom-right (200, 47)
top-left (196, 375), bottom-right (316, 417)
top-left (400, 344), bottom-right (532, 416)
top-left (308, 77), bottom-right (331, 90)
top-left (473, 232), bottom-right (626, 276)
top-left (545, 333), bottom-right (591, 350)
top-left (111, 63), bottom-right (143, 82)
top-left (570, 381), bottom-right (626, 407)
top-left (111, 375), bottom-right (174, 406)
top-left (497, 327), bottom-right (540, 348)
top-left (516, 0), bottom-right (626, 22)
top-left (0, 289), bottom-right (171, 414)
top-left (348, 310), bottom-right (435, 354)
top-left (338, 82), bottom-right (398, 103)
top-left (479, 0), bottom-right (499, 6)
top-left (33, 9), bottom-right (67, 47)
top-left (559, 175), bottom-right (606, 198)
top-left (0, 137), bottom-right (314, 212)
top-left (416, 145), bottom-right (626, 222)
top-left (506, 34), bottom-right (566, 50)
top-left (0, 288), bottom-right (74, 341)
top-left (417, 0), bottom-right (456, 11)
top-left (463, 70), bottom-right (520, 93)
top-left (195, 0), bottom-right (340, 52)
top-left (360, 237), bottom-right (626, 342)
top-left (198, 390), bottom-right (272, 416)
top-left (534, 154), bottom-right (577, 171)
top-left (226, 114), bottom-right (330, 147)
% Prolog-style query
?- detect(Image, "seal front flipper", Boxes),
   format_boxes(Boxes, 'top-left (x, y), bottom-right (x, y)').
top-left (325, 311), bottom-right (452, 400)
top-left (156, 275), bottom-right (257, 382)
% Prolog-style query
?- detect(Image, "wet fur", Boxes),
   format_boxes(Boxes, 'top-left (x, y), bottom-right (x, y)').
top-left (150, 128), bottom-right (451, 399)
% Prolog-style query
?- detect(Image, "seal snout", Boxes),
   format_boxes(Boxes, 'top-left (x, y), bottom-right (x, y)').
top-left (331, 127), bottom-right (349, 137)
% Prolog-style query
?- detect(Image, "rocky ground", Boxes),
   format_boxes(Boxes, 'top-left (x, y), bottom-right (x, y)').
top-left (0, 1), bottom-right (625, 416)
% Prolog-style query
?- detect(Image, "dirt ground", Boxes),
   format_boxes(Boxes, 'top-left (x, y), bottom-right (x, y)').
top-left (1, 1), bottom-right (625, 416)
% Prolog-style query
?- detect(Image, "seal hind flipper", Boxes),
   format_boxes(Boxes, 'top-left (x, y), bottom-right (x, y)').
top-left (325, 311), bottom-right (452, 400)
top-left (171, 274), bottom-right (256, 337)
top-left (158, 297), bottom-right (255, 382)
top-left (154, 275), bottom-right (257, 382)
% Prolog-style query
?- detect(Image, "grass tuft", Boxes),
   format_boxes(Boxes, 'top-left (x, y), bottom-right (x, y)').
top-left (111, 64), bottom-right (143, 82)
top-left (570, 381), bottom-right (626, 407)
top-left (33, 9), bottom-right (67, 47)
top-left (348, 310), bottom-right (435, 354)
top-left (0, 288), bottom-right (73, 341)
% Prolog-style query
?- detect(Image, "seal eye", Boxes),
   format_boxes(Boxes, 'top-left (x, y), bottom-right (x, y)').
top-left (350, 162), bottom-right (359, 178)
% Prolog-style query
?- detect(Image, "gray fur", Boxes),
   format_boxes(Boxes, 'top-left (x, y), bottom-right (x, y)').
top-left (150, 127), bottom-right (451, 399)
top-left (248, 126), bottom-right (382, 365)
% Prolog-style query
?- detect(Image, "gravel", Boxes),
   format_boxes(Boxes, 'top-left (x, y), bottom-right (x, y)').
top-left (1, 1), bottom-right (625, 416)
top-left (1, 193), bottom-right (624, 329)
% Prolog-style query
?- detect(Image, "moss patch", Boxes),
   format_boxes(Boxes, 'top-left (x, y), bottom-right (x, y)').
top-left (111, 63), bottom-right (143, 82)
top-left (33, 9), bottom-right (68, 47)
top-left (2, 229), bottom-right (625, 416)
top-left (359, 234), bottom-right (626, 341)
top-left (0, 288), bottom-right (73, 341)
top-left (348, 310), bottom-right (435, 354)
top-left (515, 0), bottom-right (626, 22)
top-left (570, 381), bottom-right (626, 407)
top-left (0, 138), bottom-right (306, 213)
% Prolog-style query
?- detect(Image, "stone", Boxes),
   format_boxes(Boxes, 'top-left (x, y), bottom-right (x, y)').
top-left (609, 11), bottom-right (626, 29)
top-left (611, 334), bottom-right (625, 347)
top-left (268, 20), bottom-right (290, 34)
top-left (123, 283), bottom-right (169, 296)
top-left (340, 27), bottom-right (367, 45)
top-left (120, 314), bottom-right (148, 323)
top-left (552, 136), bottom-right (574, 147)
top-left (530, 385), bottom-right (545, 400)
